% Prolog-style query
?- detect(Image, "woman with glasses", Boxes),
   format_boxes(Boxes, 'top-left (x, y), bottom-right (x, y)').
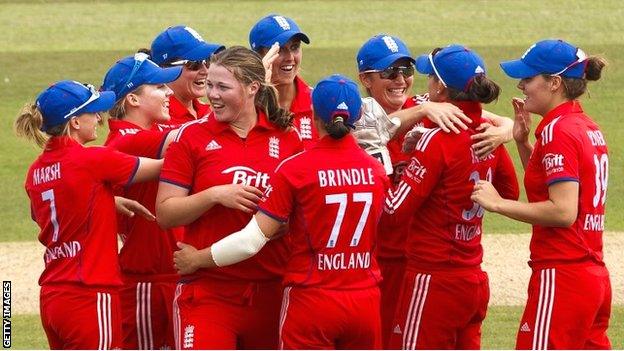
top-left (156, 46), bottom-right (303, 350)
top-left (15, 80), bottom-right (163, 350)
top-left (173, 74), bottom-right (389, 350)
top-left (150, 25), bottom-right (225, 125)
top-left (100, 52), bottom-right (183, 350)
top-left (384, 45), bottom-right (519, 350)
top-left (472, 39), bottom-right (611, 350)
top-left (249, 14), bottom-right (318, 148)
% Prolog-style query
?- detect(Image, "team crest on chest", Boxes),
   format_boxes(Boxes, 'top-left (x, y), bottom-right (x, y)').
top-left (299, 116), bottom-right (312, 140)
top-left (269, 136), bottom-right (280, 159)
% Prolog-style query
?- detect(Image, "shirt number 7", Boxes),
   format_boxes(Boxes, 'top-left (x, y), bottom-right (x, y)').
top-left (325, 192), bottom-right (372, 248)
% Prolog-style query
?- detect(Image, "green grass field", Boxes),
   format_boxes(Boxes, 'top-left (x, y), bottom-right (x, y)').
top-left (0, 1), bottom-right (622, 349)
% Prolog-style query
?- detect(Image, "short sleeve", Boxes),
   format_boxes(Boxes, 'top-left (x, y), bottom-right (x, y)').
top-left (257, 169), bottom-right (295, 223)
top-left (541, 123), bottom-right (580, 185)
top-left (160, 137), bottom-right (195, 190)
top-left (87, 147), bottom-right (139, 186)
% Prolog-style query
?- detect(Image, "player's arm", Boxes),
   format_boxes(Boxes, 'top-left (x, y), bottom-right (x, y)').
top-left (471, 180), bottom-right (578, 227)
top-left (470, 111), bottom-right (514, 158)
top-left (389, 101), bottom-right (471, 135)
top-left (511, 98), bottom-right (533, 170)
top-left (158, 129), bottom-right (180, 159)
top-left (130, 157), bottom-right (164, 184)
top-left (173, 212), bottom-right (281, 274)
top-left (114, 196), bottom-right (156, 221)
top-left (492, 146), bottom-right (520, 200)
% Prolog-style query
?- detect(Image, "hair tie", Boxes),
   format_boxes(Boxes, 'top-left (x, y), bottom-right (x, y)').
top-left (333, 116), bottom-right (344, 123)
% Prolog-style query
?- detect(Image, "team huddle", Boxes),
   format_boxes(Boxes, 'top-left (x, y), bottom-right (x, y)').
top-left (15, 13), bottom-right (611, 351)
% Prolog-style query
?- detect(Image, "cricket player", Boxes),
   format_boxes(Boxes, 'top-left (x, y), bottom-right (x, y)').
top-left (174, 74), bottom-right (389, 350)
top-left (472, 39), bottom-right (611, 350)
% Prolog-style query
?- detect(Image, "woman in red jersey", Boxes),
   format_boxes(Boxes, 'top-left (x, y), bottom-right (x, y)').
top-left (150, 25), bottom-right (225, 125)
top-left (101, 52), bottom-right (183, 350)
top-left (472, 39), bottom-right (611, 350)
top-left (16, 80), bottom-right (163, 350)
top-left (383, 45), bottom-right (520, 350)
top-left (156, 46), bottom-right (303, 350)
top-left (174, 74), bottom-right (389, 350)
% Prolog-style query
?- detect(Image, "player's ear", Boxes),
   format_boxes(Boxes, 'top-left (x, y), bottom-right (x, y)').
top-left (359, 72), bottom-right (373, 89)
top-left (548, 75), bottom-right (563, 92)
top-left (126, 93), bottom-right (140, 107)
top-left (248, 81), bottom-right (260, 97)
top-left (69, 116), bottom-right (81, 130)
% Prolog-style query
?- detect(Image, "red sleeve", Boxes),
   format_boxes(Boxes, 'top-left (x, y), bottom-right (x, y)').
top-left (160, 136), bottom-right (195, 190)
top-left (87, 147), bottom-right (139, 187)
top-left (257, 168), bottom-right (295, 223)
top-left (542, 122), bottom-right (580, 185)
top-left (492, 145), bottom-right (520, 200)
top-left (112, 130), bottom-right (170, 159)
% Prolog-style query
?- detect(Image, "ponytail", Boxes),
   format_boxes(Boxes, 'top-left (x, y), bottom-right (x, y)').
top-left (15, 103), bottom-right (48, 148)
top-left (256, 84), bottom-right (292, 130)
top-left (552, 55), bottom-right (608, 100)
top-left (324, 115), bottom-right (350, 139)
top-left (447, 75), bottom-right (501, 104)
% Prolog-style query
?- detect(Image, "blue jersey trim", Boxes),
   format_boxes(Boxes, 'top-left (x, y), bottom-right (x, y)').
top-left (257, 207), bottom-right (288, 223)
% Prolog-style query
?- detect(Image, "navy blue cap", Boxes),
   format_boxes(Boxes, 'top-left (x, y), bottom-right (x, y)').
top-left (500, 39), bottom-right (587, 79)
top-left (416, 44), bottom-right (486, 92)
top-left (36, 80), bottom-right (116, 132)
top-left (249, 14), bottom-right (310, 51)
top-left (312, 74), bottom-right (362, 126)
top-left (357, 34), bottom-right (414, 72)
top-left (151, 25), bottom-right (225, 65)
top-left (102, 53), bottom-right (182, 101)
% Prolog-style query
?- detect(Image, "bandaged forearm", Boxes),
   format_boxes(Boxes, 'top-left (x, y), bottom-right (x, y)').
top-left (210, 217), bottom-right (270, 267)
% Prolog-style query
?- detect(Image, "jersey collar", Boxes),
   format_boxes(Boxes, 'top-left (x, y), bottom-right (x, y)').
top-left (313, 133), bottom-right (359, 150)
top-left (207, 108), bottom-right (277, 135)
top-left (169, 96), bottom-right (210, 120)
top-left (45, 135), bottom-right (82, 151)
top-left (534, 100), bottom-right (584, 138)
top-left (451, 100), bottom-right (483, 130)
top-left (108, 119), bottom-right (146, 132)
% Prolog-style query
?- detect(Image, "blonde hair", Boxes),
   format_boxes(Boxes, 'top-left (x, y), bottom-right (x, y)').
top-left (15, 103), bottom-right (70, 148)
top-left (108, 86), bottom-right (146, 119)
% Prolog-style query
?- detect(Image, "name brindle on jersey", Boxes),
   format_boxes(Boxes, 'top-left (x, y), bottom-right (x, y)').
top-left (44, 241), bottom-right (82, 264)
top-left (318, 168), bottom-right (375, 188)
top-left (317, 252), bottom-right (371, 271)
top-left (32, 162), bottom-right (61, 185)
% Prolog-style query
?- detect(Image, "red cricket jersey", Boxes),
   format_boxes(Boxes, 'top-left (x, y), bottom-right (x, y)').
top-left (524, 100), bottom-right (608, 268)
top-left (384, 101), bottom-right (519, 270)
top-left (290, 76), bottom-right (318, 149)
top-left (25, 137), bottom-right (139, 286)
top-left (160, 110), bottom-right (303, 281)
top-left (104, 120), bottom-right (178, 279)
top-left (258, 135), bottom-right (388, 289)
top-left (379, 94), bottom-right (429, 259)
top-left (164, 96), bottom-right (211, 126)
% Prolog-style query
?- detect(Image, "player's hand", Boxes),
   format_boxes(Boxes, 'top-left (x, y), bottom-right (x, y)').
top-left (422, 102), bottom-right (471, 134)
top-left (262, 42), bottom-right (280, 83)
top-left (114, 196), bottom-right (155, 221)
top-left (401, 126), bottom-right (429, 153)
top-left (174, 242), bottom-right (201, 275)
top-left (470, 122), bottom-right (508, 159)
top-left (210, 184), bottom-right (264, 213)
top-left (471, 180), bottom-right (503, 212)
top-left (512, 98), bottom-right (532, 144)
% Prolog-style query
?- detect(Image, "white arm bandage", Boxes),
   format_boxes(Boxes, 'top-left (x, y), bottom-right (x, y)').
top-left (210, 217), bottom-right (270, 267)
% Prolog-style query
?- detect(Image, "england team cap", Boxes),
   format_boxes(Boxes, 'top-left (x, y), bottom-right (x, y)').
top-left (249, 14), bottom-right (310, 51)
top-left (102, 53), bottom-right (182, 101)
top-left (415, 44), bottom-right (487, 92)
top-left (150, 25), bottom-right (225, 65)
top-left (500, 39), bottom-right (587, 79)
top-left (312, 74), bottom-right (362, 126)
top-left (35, 80), bottom-right (116, 132)
top-left (357, 34), bottom-right (414, 72)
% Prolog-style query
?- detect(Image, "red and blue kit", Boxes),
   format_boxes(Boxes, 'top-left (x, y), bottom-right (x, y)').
top-left (25, 136), bottom-right (139, 350)
top-left (160, 111), bottom-right (303, 349)
top-left (105, 119), bottom-right (178, 350)
top-left (385, 101), bottom-right (519, 350)
top-left (516, 100), bottom-right (611, 350)
top-left (258, 134), bottom-right (388, 350)
top-left (290, 76), bottom-right (318, 149)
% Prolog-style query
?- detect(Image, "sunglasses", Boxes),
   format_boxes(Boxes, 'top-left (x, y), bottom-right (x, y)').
top-left (166, 59), bottom-right (208, 71)
top-left (428, 47), bottom-right (447, 87)
top-left (362, 65), bottom-right (415, 80)
top-left (63, 84), bottom-right (100, 119)
top-left (550, 47), bottom-right (588, 76)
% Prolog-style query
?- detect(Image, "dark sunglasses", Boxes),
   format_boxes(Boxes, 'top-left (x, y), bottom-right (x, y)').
top-left (166, 59), bottom-right (208, 71)
top-left (362, 65), bottom-right (415, 80)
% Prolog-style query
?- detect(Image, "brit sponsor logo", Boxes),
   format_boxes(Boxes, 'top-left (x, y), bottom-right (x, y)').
top-left (222, 166), bottom-right (270, 190)
top-left (405, 157), bottom-right (426, 183)
top-left (542, 153), bottom-right (564, 175)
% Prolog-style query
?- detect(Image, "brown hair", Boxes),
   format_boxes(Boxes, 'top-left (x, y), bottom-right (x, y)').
top-left (107, 86), bottom-right (146, 119)
top-left (324, 116), bottom-right (350, 139)
top-left (15, 103), bottom-right (70, 148)
top-left (545, 56), bottom-right (607, 99)
top-left (210, 46), bottom-right (292, 130)
top-left (444, 75), bottom-right (501, 104)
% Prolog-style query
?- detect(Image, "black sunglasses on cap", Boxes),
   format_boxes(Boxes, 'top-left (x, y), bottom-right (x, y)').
top-left (362, 65), bottom-right (415, 80)
top-left (165, 59), bottom-right (208, 71)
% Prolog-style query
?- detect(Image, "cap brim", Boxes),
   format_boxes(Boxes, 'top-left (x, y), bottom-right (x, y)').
top-left (500, 59), bottom-right (540, 79)
top-left (183, 42), bottom-right (226, 61)
top-left (370, 53), bottom-right (415, 71)
top-left (415, 54), bottom-right (434, 75)
top-left (274, 31), bottom-right (310, 47)
top-left (145, 66), bottom-right (183, 85)
top-left (82, 91), bottom-right (116, 114)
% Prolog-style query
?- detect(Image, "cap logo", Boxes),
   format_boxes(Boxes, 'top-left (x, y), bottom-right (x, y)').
top-left (382, 36), bottom-right (399, 53)
top-left (521, 43), bottom-right (537, 59)
top-left (336, 102), bottom-right (349, 110)
top-left (272, 16), bottom-right (291, 30)
top-left (184, 26), bottom-right (205, 42)
top-left (475, 65), bottom-right (485, 74)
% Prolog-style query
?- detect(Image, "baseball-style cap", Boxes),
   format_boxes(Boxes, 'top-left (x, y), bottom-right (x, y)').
top-left (151, 25), bottom-right (225, 65)
top-left (415, 44), bottom-right (486, 92)
top-left (312, 74), bottom-right (362, 126)
top-left (500, 39), bottom-right (587, 79)
top-left (357, 34), bottom-right (414, 72)
top-left (249, 14), bottom-right (310, 51)
top-left (36, 80), bottom-right (116, 132)
top-left (102, 53), bottom-right (183, 101)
